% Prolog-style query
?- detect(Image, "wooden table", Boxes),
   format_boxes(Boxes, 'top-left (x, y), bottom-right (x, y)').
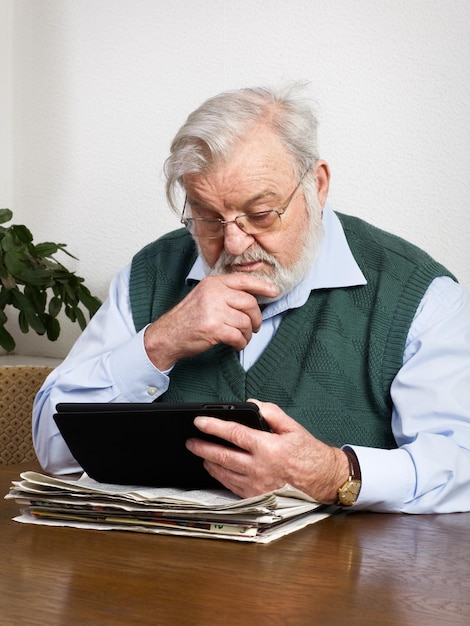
top-left (1, 463), bottom-right (469, 625)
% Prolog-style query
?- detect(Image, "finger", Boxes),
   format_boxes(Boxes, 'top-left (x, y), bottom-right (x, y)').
top-left (224, 292), bottom-right (262, 327)
top-left (193, 278), bottom-right (264, 337)
top-left (221, 274), bottom-right (279, 299)
top-left (221, 308), bottom-right (259, 345)
top-left (192, 415), bottom-right (264, 452)
top-left (202, 460), bottom-right (252, 497)
top-left (185, 436), bottom-right (250, 479)
top-left (246, 399), bottom-right (298, 434)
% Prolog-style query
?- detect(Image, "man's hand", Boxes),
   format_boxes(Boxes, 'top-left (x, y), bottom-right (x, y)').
top-left (185, 399), bottom-right (351, 504)
top-left (143, 275), bottom-right (279, 371)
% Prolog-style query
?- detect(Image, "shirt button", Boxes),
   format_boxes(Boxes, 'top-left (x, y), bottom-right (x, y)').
top-left (147, 386), bottom-right (158, 396)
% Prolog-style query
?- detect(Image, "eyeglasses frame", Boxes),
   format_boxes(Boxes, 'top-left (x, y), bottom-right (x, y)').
top-left (180, 166), bottom-right (310, 239)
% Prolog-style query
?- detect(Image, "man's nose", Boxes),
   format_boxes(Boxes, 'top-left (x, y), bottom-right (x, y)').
top-left (223, 222), bottom-right (254, 256)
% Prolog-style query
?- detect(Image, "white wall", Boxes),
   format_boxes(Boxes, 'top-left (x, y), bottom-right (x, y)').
top-left (0, 0), bottom-right (11, 205)
top-left (2, 0), bottom-right (470, 357)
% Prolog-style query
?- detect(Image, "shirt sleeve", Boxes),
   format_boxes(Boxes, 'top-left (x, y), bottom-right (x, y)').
top-left (32, 264), bottom-right (171, 474)
top-left (349, 276), bottom-right (470, 513)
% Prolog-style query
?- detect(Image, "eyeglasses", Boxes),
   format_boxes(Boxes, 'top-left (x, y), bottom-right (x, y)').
top-left (180, 168), bottom-right (309, 239)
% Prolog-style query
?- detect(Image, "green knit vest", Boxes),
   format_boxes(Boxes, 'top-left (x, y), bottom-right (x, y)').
top-left (129, 213), bottom-right (454, 449)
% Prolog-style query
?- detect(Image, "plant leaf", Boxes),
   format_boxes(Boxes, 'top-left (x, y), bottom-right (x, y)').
top-left (0, 325), bottom-right (15, 352)
top-left (56, 243), bottom-right (78, 260)
top-left (24, 284), bottom-right (47, 314)
top-left (18, 309), bottom-right (29, 333)
top-left (48, 296), bottom-right (62, 318)
top-left (23, 306), bottom-right (47, 334)
top-left (75, 307), bottom-right (87, 330)
top-left (10, 224), bottom-right (33, 244)
top-left (0, 262), bottom-right (9, 279)
top-left (0, 288), bottom-right (12, 307)
top-left (0, 209), bottom-right (102, 344)
top-left (34, 242), bottom-right (61, 257)
top-left (10, 288), bottom-right (30, 310)
top-left (46, 315), bottom-right (60, 341)
top-left (4, 250), bottom-right (29, 278)
top-left (78, 286), bottom-right (102, 316)
top-left (19, 269), bottom-right (54, 287)
top-left (65, 306), bottom-right (76, 322)
top-left (0, 209), bottom-right (13, 225)
top-left (1, 232), bottom-right (15, 252)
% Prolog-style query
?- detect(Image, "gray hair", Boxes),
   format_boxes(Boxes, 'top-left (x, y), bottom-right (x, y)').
top-left (164, 83), bottom-right (321, 215)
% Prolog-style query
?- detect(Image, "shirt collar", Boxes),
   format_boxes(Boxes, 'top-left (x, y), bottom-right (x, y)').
top-left (186, 204), bottom-right (367, 318)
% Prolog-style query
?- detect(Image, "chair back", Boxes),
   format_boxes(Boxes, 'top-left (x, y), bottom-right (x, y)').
top-left (0, 365), bottom-right (53, 464)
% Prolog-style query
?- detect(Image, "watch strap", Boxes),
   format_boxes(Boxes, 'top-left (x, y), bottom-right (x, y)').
top-left (336, 447), bottom-right (362, 506)
top-left (343, 446), bottom-right (361, 481)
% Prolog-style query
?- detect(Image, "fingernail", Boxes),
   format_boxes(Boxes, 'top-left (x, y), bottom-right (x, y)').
top-left (194, 416), bottom-right (208, 429)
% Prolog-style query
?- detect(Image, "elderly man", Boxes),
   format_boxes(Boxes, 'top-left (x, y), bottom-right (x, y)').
top-left (33, 85), bottom-right (470, 513)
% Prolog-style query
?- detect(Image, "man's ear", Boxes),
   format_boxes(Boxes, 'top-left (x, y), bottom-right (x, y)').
top-left (314, 160), bottom-right (330, 209)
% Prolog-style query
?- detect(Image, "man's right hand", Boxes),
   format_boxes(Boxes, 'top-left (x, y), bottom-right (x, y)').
top-left (143, 274), bottom-right (279, 371)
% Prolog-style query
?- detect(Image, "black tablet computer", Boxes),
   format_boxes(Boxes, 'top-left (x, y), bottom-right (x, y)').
top-left (53, 401), bottom-right (270, 488)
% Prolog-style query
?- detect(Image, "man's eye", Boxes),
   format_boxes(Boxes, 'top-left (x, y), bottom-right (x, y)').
top-left (247, 211), bottom-right (273, 224)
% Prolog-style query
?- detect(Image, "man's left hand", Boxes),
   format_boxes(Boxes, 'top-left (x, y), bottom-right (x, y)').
top-left (185, 399), bottom-right (350, 504)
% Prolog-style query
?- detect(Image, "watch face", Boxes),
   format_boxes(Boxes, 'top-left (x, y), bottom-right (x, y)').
top-left (338, 478), bottom-right (361, 506)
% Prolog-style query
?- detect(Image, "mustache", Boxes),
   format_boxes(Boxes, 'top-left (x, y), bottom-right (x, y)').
top-left (215, 245), bottom-right (280, 272)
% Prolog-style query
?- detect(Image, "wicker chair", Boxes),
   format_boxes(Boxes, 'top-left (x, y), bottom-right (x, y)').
top-left (0, 365), bottom-right (54, 464)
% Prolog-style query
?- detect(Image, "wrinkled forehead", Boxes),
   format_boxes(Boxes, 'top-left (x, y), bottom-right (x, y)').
top-left (184, 126), bottom-right (297, 190)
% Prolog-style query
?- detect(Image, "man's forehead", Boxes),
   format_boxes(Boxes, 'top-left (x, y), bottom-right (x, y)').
top-left (184, 149), bottom-right (295, 197)
top-left (183, 165), bottom-right (292, 204)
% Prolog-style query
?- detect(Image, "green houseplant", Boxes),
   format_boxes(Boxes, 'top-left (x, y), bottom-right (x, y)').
top-left (0, 208), bottom-right (102, 352)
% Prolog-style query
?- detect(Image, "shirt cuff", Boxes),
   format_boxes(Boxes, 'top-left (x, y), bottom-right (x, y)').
top-left (344, 445), bottom-right (416, 512)
top-left (108, 326), bottom-right (170, 402)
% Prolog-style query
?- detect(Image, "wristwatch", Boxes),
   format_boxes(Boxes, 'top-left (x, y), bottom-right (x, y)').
top-left (336, 447), bottom-right (362, 507)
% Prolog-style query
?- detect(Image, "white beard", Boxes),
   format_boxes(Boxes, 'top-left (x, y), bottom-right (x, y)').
top-left (198, 201), bottom-right (324, 304)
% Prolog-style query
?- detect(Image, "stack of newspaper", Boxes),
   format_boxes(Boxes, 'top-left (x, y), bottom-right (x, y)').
top-left (6, 471), bottom-right (334, 544)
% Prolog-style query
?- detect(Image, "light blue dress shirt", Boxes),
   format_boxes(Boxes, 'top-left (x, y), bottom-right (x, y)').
top-left (33, 206), bottom-right (470, 513)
